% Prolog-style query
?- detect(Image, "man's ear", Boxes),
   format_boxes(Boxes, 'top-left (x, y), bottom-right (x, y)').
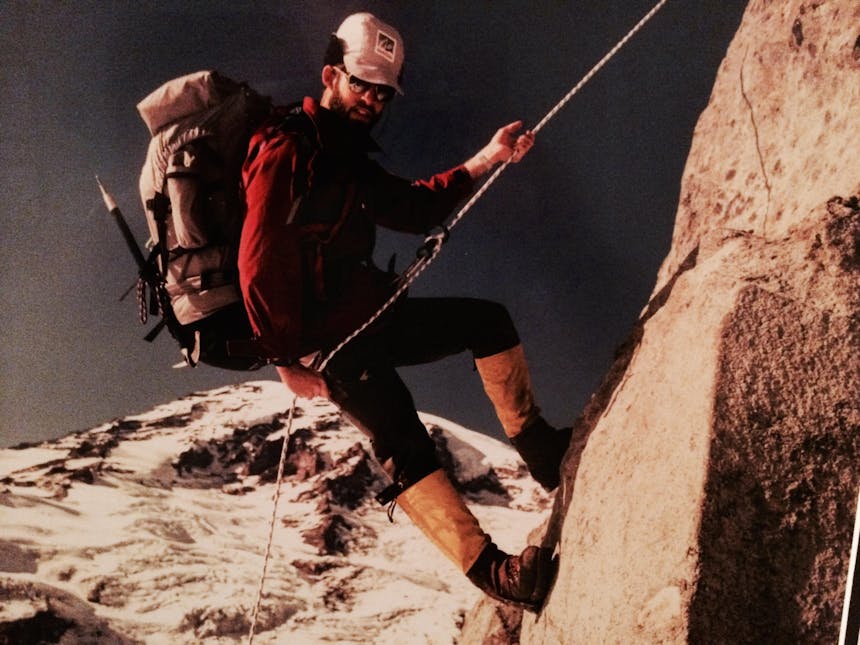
top-left (321, 65), bottom-right (338, 92)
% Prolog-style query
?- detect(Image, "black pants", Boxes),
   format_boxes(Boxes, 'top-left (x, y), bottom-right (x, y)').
top-left (323, 297), bottom-right (520, 490)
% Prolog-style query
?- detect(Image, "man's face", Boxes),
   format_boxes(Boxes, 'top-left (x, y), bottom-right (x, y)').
top-left (326, 67), bottom-right (391, 130)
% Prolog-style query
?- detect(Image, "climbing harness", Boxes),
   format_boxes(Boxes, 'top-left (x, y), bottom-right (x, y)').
top-left (246, 0), bottom-right (669, 640)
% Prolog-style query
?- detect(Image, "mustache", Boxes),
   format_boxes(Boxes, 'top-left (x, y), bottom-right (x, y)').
top-left (348, 105), bottom-right (380, 127)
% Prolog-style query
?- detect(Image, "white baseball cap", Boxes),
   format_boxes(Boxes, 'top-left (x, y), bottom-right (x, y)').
top-left (334, 13), bottom-right (405, 94)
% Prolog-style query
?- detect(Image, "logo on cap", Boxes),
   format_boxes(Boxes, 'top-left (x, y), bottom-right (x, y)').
top-left (375, 29), bottom-right (397, 63)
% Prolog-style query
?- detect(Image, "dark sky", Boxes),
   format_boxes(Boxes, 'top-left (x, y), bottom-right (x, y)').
top-left (0, 1), bottom-right (747, 448)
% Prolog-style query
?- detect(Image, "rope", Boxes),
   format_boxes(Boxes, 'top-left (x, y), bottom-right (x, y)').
top-left (318, 0), bottom-right (670, 373)
top-left (246, 394), bottom-right (298, 644)
top-left (246, 1), bottom-right (669, 639)
top-left (531, 0), bottom-right (670, 136)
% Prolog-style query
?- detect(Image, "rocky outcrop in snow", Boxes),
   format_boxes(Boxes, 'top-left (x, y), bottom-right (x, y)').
top-left (0, 381), bottom-right (550, 643)
top-left (465, 2), bottom-right (860, 643)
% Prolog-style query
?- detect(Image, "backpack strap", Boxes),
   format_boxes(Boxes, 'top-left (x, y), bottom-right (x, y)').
top-left (146, 191), bottom-right (172, 291)
top-left (310, 181), bottom-right (357, 302)
top-left (138, 190), bottom-right (201, 365)
top-left (276, 104), bottom-right (321, 207)
top-left (226, 107), bottom-right (360, 363)
top-left (273, 105), bottom-right (360, 289)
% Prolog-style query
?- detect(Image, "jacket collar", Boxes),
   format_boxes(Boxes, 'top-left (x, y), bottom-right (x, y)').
top-left (302, 97), bottom-right (380, 155)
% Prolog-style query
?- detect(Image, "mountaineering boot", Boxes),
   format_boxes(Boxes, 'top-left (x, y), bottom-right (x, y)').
top-left (510, 417), bottom-right (573, 491)
top-left (395, 469), bottom-right (490, 573)
top-left (395, 469), bottom-right (553, 607)
top-left (466, 541), bottom-right (556, 611)
top-left (475, 344), bottom-right (573, 491)
top-left (474, 344), bottom-right (540, 437)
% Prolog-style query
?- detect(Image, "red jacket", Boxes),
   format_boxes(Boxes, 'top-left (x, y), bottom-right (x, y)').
top-left (238, 97), bottom-right (475, 361)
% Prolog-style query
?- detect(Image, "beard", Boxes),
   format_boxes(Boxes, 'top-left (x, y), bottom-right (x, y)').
top-left (328, 89), bottom-right (381, 131)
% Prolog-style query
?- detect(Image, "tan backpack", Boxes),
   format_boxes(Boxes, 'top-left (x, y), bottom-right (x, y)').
top-left (135, 71), bottom-right (272, 364)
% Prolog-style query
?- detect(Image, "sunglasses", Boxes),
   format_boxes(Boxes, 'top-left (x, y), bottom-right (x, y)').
top-left (335, 66), bottom-right (396, 103)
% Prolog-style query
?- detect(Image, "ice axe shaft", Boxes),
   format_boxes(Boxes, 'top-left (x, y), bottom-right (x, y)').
top-left (97, 175), bottom-right (159, 322)
top-left (96, 176), bottom-right (198, 364)
top-left (97, 176), bottom-right (148, 270)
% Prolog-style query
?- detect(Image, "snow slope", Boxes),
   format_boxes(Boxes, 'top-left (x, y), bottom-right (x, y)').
top-left (0, 381), bottom-right (550, 644)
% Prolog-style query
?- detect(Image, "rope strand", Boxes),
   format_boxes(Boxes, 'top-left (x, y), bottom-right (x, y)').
top-left (532, 0), bottom-right (670, 135)
top-left (246, 394), bottom-right (298, 644)
top-left (246, 1), bottom-right (669, 640)
top-left (318, 0), bottom-right (669, 373)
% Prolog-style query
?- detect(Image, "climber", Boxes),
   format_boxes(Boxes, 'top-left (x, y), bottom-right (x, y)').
top-left (238, 12), bottom-right (571, 609)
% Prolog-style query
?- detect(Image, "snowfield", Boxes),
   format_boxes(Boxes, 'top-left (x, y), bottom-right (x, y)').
top-left (0, 381), bottom-right (550, 643)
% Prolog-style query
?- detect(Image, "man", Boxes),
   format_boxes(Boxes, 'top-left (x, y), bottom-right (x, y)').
top-left (238, 12), bottom-right (570, 609)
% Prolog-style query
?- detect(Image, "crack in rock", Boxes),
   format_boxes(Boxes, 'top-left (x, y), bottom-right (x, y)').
top-left (740, 49), bottom-right (773, 233)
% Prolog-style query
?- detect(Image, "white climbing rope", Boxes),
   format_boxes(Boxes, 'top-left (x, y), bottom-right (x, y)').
top-left (318, 0), bottom-right (670, 374)
top-left (246, 0), bottom-right (669, 640)
top-left (531, 0), bottom-right (670, 136)
top-left (246, 394), bottom-right (298, 644)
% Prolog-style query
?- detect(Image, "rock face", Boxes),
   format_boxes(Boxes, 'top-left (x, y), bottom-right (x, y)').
top-left (509, 2), bottom-right (859, 643)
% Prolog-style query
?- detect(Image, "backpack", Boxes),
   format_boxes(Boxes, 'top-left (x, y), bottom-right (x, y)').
top-left (135, 70), bottom-right (273, 366)
top-left (132, 71), bottom-right (361, 369)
